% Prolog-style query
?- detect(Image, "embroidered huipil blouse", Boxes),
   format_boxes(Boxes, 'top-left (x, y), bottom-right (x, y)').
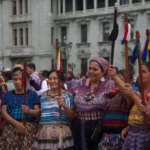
top-left (74, 78), bottom-right (115, 120)
top-left (40, 91), bottom-right (75, 125)
top-left (2, 90), bottom-right (40, 121)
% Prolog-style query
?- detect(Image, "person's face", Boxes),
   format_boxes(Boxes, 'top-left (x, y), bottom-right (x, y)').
top-left (76, 74), bottom-right (81, 80)
top-left (88, 61), bottom-right (104, 83)
top-left (26, 67), bottom-right (32, 75)
top-left (39, 73), bottom-right (45, 81)
top-left (140, 65), bottom-right (150, 84)
top-left (39, 72), bottom-right (42, 79)
top-left (13, 74), bottom-right (23, 90)
top-left (49, 72), bottom-right (58, 89)
top-left (65, 73), bottom-right (71, 80)
top-left (115, 74), bottom-right (125, 90)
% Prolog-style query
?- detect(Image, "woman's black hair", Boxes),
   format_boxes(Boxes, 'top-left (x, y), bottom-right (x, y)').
top-left (143, 62), bottom-right (150, 72)
top-left (49, 69), bottom-right (65, 82)
top-left (12, 67), bottom-right (23, 77)
top-left (117, 69), bottom-right (133, 81)
top-left (41, 70), bottom-right (50, 78)
top-left (13, 67), bottom-right (23, 73)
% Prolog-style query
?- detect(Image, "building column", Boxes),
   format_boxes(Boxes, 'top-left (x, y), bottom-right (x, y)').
top-left (129, 0), bottom-right (132, 5)
top-left (142, 0), bottom-right (145, 5)
top-left (73, 0), bottom-right (75, 15)
top-left (63, 0), bottom-right (66, 16)
top-left (117, 0), bottom-right (120, 5)
top-left (16, 0), bottom-right (19, 15)
top-left (94, 0), bottom-right (97, 11)
top-left (17, 28), bottom-right (20, 46)
top-left (105, 0), bottom-right (108, 11)
top-left (83, 0), bottom-right (86, 13)
top-left (50, 0), bottom-right (51, 13)
top-left (58, 0), bottom-right (61, 16)
top-left (27, 0), bottom-right (31, 14)
top-left (22, 0), bottom-right (25, 14)
top-left (28, 23), bottom-right (32, 45)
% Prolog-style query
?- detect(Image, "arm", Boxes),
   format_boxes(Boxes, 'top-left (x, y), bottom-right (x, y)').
top-left (2, 105), bottom-right (27, 134)
top-left (128, 89), bottom-right (145, 112)
top-left (108, 66), bottom-right (141, 107)
top-left (63, 105), bottom-right (75, 120)
top-left (22, 105), bottom-right (40, 117)
top-left (22, 91), bottom-right (40, 117)
top-left (57, 95), bottom-right (75, 120)
top-left (145, 100), bottom-right (150, 119)
top-left (108, 66), bottom-right (126, 91)
top-left (36, 80), bottom-right (48, 95)
top-left (2, 105), bottom-right (20, 127)
top-left (121, 125), bottom-right (130, 139)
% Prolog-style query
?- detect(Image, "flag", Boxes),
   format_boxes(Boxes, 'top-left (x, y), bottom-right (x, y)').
top-left (148, 39), bottom-right (150, 51)
top-left (56, 48), bottom-right (63, 73)
top-left (131, 42), bottom-right (141, 64)
top-left (122, 22), bottom-right (131, 45)
top-left (141, 40), bottom-right (148, 63)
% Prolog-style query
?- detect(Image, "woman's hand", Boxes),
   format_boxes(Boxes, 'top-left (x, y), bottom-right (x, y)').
top-left (56, 96), bottom-right (67, 108)
top-left (21, 105), bottom-right (29, 114)
top-left (122, 84), bottom-right (145, 112)
top-left (121, 126), bottom-right (130, 139)
top-left (15, 122), bottom-right (27, 134)
top-left (122, 84), bottom-right (135, 97)
top-left (108, 65), bottom-right (117, 78)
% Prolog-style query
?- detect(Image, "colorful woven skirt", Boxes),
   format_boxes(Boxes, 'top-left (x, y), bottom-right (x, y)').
top-left (98, 133), bottom-right (123, 150)
top-left (32, 124), bottom-right (74, 150)
top-left (0, 122), bottom-right (38, 150)
top-left (122, 127), bottom-right (150, 150)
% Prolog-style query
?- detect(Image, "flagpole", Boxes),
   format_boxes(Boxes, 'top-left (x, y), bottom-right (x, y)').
top-left (123, 12), bottom-right (130, 83)
top-left (110, 3), bottom-right (118, 65)
top-left (56, 39), bottom-right (62, 120)
top-left (146, 29), bottom-right (150, 62)
top-left (23, 59), bottom-right (27, 126)
top-left (135, 31), bottom-right (149, 130)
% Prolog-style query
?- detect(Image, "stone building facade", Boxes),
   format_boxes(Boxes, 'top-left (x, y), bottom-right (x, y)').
top-left (0, 0), bottom-right (150, 76)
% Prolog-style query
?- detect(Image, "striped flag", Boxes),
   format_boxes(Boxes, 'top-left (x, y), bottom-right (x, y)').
top-left (122, 22), bottom-right (131, 45)
top-left (56, 50), bottom-right (63, 72)
top-left (56, 39), bottom-right (63, 73)
top-left (141, 40), bottom-right (149, 63)
top-left (131, 42), bottom-right (141, 64)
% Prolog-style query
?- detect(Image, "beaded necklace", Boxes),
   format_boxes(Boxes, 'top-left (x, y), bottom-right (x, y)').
top-left (84, 81), bottom-right (101, 102)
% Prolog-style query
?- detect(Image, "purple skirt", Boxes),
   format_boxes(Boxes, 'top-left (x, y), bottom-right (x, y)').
top-left (122, 127), bottom-right (150, 150)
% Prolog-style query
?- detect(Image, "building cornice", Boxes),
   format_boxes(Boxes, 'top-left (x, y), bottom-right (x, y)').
top-left (76, 43), bottom-right (91, 48)
top-left (97, 41), bottom-right (111, 57)
top-left (54, 6), bottom-right (150, 22)
top-left (76, 49), bottom-right (91, 58)
top-left (55, 20), bottom-right (70, 26)
top-left (9, 14), bottom-right (32, 23)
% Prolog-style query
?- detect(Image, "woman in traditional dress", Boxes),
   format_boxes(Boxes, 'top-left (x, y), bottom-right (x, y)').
top-left (108, 63), bottom-right (150, 150)
top-left (0, 67), bottom-right (40, 150)
top-left (73, 57), bottom-right (115, 150)
top-left (98, 70), bottom-right (133, 150)
top-left (32, 69), bottom-right (75, 150)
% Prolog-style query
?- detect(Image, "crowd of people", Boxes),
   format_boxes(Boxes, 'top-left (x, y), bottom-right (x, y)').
top-left (0, 57), bottom-right (150, 150)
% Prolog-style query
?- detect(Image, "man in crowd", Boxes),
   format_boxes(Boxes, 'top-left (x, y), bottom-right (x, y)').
top-left (26, 63), bottom-right (41, 92)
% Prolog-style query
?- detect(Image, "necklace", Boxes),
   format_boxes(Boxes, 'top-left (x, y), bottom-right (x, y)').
top-left (84, 82), bottom-right (101, 102)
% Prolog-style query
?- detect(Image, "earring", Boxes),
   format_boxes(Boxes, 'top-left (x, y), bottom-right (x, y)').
top-left (101, 76), bottom-right (105, 82)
